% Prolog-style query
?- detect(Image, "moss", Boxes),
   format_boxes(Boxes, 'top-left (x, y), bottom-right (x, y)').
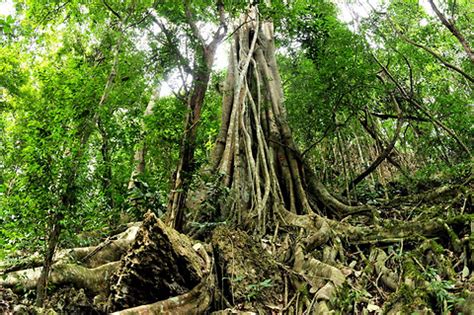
top-left (428, 240), bottom-right (444, 255)
top-left (384, 284), bottom-right (429, 314)
top-left (330, 282), bottom-right (368, 314)
top-left (211, 226), bottom-right (284, 308)
top-left (402, 257), bottom-right (422, 281)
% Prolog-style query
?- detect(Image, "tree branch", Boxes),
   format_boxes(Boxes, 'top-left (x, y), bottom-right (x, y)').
top-left (370, 111), bottom-right (428, 122)
top-left (428, 0), bottom-right (474, 63)
top-left (208, 0), bottom-right (228, 48)
top-left (346, 95), bottom-right (403, 193)
top-left (372, 54), bottom-right (471, 156)
top-left (151, 17), bottom-right (194, 75)
top-left (102, 0), bottom-right (122, 21)
top-left (184, 0), bottom-right (206, 46)
top-left (379, 11), bottom-right (473, 83)
top-left (398, 31), bottom-right (474, 83)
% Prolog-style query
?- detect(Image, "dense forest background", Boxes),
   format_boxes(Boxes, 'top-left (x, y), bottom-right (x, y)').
top-left (0, 0), bottom-right (472, 314)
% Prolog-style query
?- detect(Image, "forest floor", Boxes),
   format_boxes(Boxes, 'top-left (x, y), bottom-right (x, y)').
top-left (0, 174), bottom-right (472, 314)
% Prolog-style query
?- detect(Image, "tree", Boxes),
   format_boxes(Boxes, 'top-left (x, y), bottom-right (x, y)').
top-left (165, 0), bottom-right (227, 231)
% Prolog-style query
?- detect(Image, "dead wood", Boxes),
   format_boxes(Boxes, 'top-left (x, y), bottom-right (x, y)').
top-left (107, 211), bottom-right (211, 312)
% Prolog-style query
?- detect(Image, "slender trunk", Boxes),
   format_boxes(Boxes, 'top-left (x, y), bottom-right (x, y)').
top-left (127, 88), bottom-right (159, 191)
top-left (99, 118), bottom-right (114, 209)
top-left (336, 131), bottom-right (350, 201)
top-left (35, 214), bottom-right (62, 306)
top-left (166, 43), bottom-right (226, 230)
top-left (166, 55), bottom-right (216, 231)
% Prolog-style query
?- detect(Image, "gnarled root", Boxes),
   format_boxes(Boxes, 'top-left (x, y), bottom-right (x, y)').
top-left (107, 211), bottom-right (213, 313)
top-left (111, 272), bottom-right (214, 315)
top-left (0, 262), bottom-right (119, 295)
top-left (0, 224), bottom-right (140, 293)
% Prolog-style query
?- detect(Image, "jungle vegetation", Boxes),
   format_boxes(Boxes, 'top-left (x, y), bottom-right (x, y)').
top-left (0, 0), bottom-right (472, 314)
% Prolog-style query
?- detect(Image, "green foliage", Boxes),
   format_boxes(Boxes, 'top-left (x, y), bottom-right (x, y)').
top-left (0, 5), bottom-right (472, 309)
top-left (422, 267), bottom-right (465, 313)
top-left (245, 278), bottom-right (273, 302)
top-left (126, 178), bottom-right (165, 219)
top-left (0, 1), bottom-right (151, 258)
top-left (330, 282), bottom-right (370, 314)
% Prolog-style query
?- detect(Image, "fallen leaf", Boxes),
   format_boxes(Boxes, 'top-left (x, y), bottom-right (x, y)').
top-left (367, 303), bottom-right (380, 312)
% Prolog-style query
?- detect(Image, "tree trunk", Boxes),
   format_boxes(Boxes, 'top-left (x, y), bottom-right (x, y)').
top-left (166, 43), bottom-right (225, 231)
top-left (35, 214), bottom-right (62, 306)
top-left (127, 88), bottom-right (159, 191)
top-left (99, 117), bottom-right (114, 209)
top-left (165, 1), bottom-right (227, 231)
top-left (166, 68), bottom-right (213, 231)
top-left (205, 6), bottom-right (317, 232)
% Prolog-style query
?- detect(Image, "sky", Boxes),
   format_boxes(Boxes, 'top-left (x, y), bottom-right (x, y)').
top-left (0, 1), bottom-right (13, 16)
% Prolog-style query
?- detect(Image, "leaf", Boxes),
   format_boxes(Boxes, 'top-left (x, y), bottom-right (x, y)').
top-left (367, 303), bottom-right (380, 312)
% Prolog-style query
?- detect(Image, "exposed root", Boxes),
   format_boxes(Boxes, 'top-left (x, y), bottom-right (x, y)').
top-left (108, 212), bottom-right (211, 312)
top-left (111, 272), bottom-right (213, 315)
top-left (0, 223), bottom-right (139, 274)
top-left (0, 262), bottom-right (119, 294)
top-left (371, 249), bottom-right (399, 291)
top-left (1, 188), bottom-right (472, 314)
top-left (0, 225), bottom-right (140, 293)
top-left (111, 238), bottom-right (214, 315)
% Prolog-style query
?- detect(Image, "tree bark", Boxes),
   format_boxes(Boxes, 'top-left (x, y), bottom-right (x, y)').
top-left (99, 117), bottom-right (114, 209)
top-left (427, 0), bottom-right (474, 63)
top-left (107, 212), bottom-right (211, 312)
top-left (346, 96), bottom-right (404, 192)
top-left (166, 2), bottom-right (227, 231)
top-left (127, 87), bottom-right (159, 191)
top-left (35, 214), bottom-right (62, 306)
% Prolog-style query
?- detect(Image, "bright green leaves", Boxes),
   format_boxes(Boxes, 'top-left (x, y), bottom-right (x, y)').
top-left (0, 14), bottom-right (15, 35)
top-left (0, 0), bottom-right (152, 257)
top-left (278, 0), bottom-right (377, 149)
top-left (0, 46), bottom-right (27, 103)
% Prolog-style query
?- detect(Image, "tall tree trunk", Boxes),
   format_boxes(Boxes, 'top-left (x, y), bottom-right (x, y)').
top-left (166, 1), bottom-right (227, 231)
top-left (35, 174), bottom-right (78, 306)
top-left (207, 6), bottom-right (316, 232)
top-left (191, 4), bottom-right (370, 231)
top-left (35, 214), bottom-right (62, 306)
top-left (166, 67), bottom-right (214, 231)
top-left (99, 118), bottom-right (114, 209)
